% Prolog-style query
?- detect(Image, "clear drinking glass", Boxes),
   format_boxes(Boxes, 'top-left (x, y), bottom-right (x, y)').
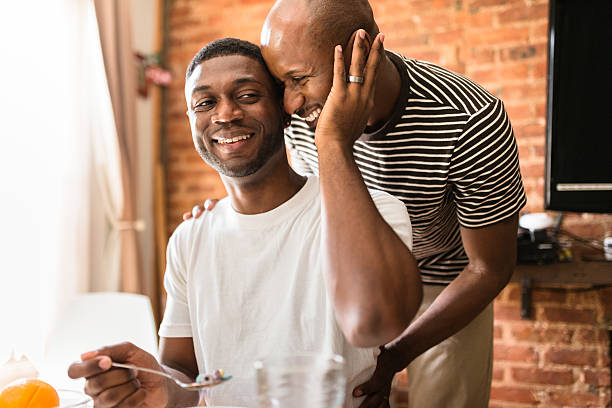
top-left (254, 353), bottom-right (346, 408)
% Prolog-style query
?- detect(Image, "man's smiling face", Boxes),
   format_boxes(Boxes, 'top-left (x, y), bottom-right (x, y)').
top-left (185, 55), bottom-right (285, 177)
top-left (261, 19), bottom-right (334, 129)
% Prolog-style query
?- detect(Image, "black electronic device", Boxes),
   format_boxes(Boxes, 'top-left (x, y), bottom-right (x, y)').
top-left (517, 227), bottom-right (558, 264)
top-left (545, 0), bottom-right (612, 214)
top-left (517, 213), bottom-right (561, 264)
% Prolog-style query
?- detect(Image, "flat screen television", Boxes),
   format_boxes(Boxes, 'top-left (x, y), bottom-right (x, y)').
top-left (545, 0), bottom-right (612, 213)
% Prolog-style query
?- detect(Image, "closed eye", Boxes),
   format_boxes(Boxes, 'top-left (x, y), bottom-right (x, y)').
top-left (292, 76), bottom-right (306, 82)
top-left (238, 93), bottom-right (260, 103)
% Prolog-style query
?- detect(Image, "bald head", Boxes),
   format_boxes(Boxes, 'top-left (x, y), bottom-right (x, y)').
top-left (262, 0), bottom-right (378, 50)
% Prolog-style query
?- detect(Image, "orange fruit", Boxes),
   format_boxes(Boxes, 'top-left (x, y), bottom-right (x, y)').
top-left (0, 378), bottom-right (60, 408)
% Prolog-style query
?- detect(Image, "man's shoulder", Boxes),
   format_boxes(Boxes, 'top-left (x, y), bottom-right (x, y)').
top-left (171, 198), bottom-right (231, 241)
top-left (390, 50), bottom-right (501, 115)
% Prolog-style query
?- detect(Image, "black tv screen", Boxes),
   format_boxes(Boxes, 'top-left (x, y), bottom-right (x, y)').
top-left (545, 0), bottom-right (612, 213)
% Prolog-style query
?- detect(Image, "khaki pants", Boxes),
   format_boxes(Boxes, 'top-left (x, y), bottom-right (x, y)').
top-left (402, 285), bottom-right (493, 408)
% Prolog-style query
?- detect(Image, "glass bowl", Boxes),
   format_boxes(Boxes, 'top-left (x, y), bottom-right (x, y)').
top-left (56, 389), bottom-right (92, 408)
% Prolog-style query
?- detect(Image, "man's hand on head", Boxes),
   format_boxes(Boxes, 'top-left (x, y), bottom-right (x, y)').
top-left (314, 29), bottom-right (385, 150)
top-left (182, 199), bottom-right (219, 220)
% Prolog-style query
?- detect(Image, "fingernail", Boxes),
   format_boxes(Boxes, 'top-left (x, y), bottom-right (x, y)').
top-left (359, 30), bottom-right (366, 39)
top-left (353, 388), bottom-right (363, 397)
top-left (80, 351), bottom-right (98, 361)
top-left (204, 199), bottom-right (212, 209)
top-left (98, 356), bottom-right (112, 370)
top-left (336, 44), bottom-right (342, 53)
top-left (380, 33), bottom-right (385, 43)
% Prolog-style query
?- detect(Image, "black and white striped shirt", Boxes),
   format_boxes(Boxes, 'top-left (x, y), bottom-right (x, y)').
top-left (285, 51), bottom-right (527, 284)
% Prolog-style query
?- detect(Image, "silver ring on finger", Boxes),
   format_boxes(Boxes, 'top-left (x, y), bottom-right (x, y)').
top-left (347, 75), bottom-right (364, 84)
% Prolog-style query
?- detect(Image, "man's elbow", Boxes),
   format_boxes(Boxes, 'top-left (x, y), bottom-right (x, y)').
top-left (343, 293), bottom-right (421, 348)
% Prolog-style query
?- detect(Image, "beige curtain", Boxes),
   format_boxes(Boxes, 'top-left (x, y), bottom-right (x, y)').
top-left (93, 0), bottom-right (146, 296)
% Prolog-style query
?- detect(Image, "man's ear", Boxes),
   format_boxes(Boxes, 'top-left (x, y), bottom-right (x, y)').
top-left (343, 29), bottom-right (373, 72)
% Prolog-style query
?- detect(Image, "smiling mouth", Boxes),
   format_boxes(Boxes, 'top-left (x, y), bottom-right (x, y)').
top-left (215, 133), bottom-right (253, 144)
top-left (303, 107), bottom-right (322, 123)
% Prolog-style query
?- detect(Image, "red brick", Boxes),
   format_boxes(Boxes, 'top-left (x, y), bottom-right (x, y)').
top-left (511, 367), bottom-right (574, 385)
top-left (430, 30), bottom-right (464, 45)
top-left (498, 4), bottom-right (549, 24)
top-left (408, 50), bottom-right (441, 63)
top-left (499, 43), bottom-right (547, 62)
top-left (466, 27), bottom-right (529, 47)
top-left (506, 285), bottom-right (567, 303)
top-left (432, 0), bottom-right (454, 9)
top-left (469, 0), bottom-right (522, 12)
top-left (467, 46), bottom-right (496, 64)
top-left (603, 287), bottom-right (612, 321)
top-left (490, 386), bottom-right (539, 404)
top-left (494, 304), bottom-right (523, 321)
top-left (520, 162), bottom-right (544, 180)
top-left (547, 391), bottom-right (600, 407)
top-left (457, 10), bottom-right (496, 28)
top-left (541, 307), bottom-right (598, 324)
top-left (492, 366), bottom-right (504, 381)
top-left (534, 101), bottom-right (547, 118)
top-left (416, 13), bottom-right (454, 30)
top-left (494, 344), bottom-right (538, 363)
top-left (510, 325), bottom-right (573, 344)
top-left (545, 348), bottom-right (598, 367)
top-left (386, 33), bottom-right (430, 48)
top-left (574, 328), bottom-right (607, 345)
top-left (584, 369), bottom-right (611, 387)
top-left (493, 324), bottom-right (502, 339)
top-left (513, 123), bottom-right (545, 139)
top-left (531, 21), bottom-right (550, 40)
top-left (501, 82), bottom-right (546, 102)
top-left (504, 103), bottom-right (533, 122)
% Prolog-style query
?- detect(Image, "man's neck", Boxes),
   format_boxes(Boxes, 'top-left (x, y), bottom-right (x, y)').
top-left (366, 53), bottom-right (401, 131)
top-left (222, 156), bottom-right (307, 215)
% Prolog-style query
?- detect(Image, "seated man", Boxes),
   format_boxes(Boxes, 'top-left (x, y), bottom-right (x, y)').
top-left (68, 37), bottom-right (421, 407)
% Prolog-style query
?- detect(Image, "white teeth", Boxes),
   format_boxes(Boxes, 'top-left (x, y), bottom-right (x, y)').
top-left (217, 134), bottom-right (251, 144)
top-left (305, 107), bottom-right (321, 122)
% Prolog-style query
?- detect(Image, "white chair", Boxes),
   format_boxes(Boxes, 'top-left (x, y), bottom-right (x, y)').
top-left (42, 292), bottom-right (158, 389)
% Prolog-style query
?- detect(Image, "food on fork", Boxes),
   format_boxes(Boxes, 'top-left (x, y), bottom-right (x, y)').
top-left (0, 378), bottom-right (60, 408)
top-left (196, 369), bottom-right (232, 386)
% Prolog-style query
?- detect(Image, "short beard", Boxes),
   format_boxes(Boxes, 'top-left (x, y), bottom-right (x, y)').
top-left (195, 129), bottom-right (284, 177)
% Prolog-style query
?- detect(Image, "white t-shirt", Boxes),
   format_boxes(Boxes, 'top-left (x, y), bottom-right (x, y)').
top-left (159, 176), bottom-right (413, 407)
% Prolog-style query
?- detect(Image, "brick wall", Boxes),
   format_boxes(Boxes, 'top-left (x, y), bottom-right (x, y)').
top-left (162, 0), bottom-right (611, 406)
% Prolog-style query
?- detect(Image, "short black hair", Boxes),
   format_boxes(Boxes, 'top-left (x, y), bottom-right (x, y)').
top-left (186, 37), bottom-right (268, 80)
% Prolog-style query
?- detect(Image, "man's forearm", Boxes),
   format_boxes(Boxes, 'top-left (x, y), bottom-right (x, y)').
top-left (317, 141), bottom-right (421, 347)
top-left (385, 263), bottom-right (511, 371)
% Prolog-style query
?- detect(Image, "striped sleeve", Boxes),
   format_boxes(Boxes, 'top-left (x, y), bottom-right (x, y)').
top-left (448, 99), bottom-right (526, 228)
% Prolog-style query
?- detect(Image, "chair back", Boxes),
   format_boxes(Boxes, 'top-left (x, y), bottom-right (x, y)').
top-left (43, 292), bottom-right (158, 388)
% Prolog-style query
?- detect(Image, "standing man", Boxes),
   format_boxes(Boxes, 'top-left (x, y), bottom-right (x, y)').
top-left (259, 0), bottom-right (527, 406)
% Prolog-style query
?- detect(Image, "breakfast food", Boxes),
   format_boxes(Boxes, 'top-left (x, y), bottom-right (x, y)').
top-left (196, 369), bottom-right (231, 385)
top-left (0, 378), bottom-right (60, 408)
